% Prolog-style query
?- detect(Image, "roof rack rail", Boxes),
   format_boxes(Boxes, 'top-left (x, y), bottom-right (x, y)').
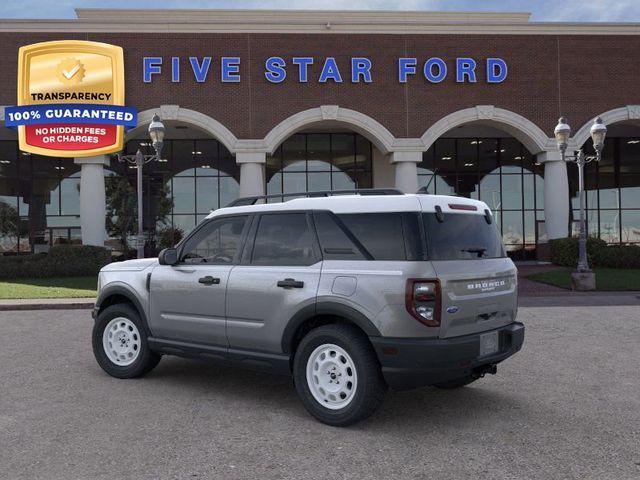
top-left (225, 188), bottom-right (404, 207)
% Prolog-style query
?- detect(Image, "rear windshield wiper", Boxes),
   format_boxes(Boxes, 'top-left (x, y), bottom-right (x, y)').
top-left (461, 247), bottom-right (487, 258)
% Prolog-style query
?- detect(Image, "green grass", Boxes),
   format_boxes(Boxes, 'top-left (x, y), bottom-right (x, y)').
top-left (527, 268), bottom-right (640, 291)
top-left (0, 276), bottom-right (97, 299)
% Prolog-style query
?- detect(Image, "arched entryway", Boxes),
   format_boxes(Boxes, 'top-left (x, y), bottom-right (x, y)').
top-left (261, 106), bottom-right (396, 199)
top-left (114, 118), bottom-right (240, 254)
top-left (0, 126), bottom-right (86, 254)
top-left (419, 107), bottom-right (554, 259)
top-left (569, 107), bottom-right (640, 245)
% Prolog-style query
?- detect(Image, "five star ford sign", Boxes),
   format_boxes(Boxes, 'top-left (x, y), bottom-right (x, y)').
top-left (4, 40), bottom-right (137, 158)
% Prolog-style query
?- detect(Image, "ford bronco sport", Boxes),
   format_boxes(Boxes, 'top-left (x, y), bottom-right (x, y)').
top-left (92, 189), bottom-right (524, 426)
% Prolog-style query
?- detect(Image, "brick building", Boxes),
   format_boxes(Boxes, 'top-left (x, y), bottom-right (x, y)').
top-left (0, 9), bottom-right (639, 257)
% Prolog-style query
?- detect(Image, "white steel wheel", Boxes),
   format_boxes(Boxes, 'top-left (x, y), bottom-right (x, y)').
top-left (306, 343), bottom-right (358, 410)
top-left (102, 317), bottom-right (141, 367)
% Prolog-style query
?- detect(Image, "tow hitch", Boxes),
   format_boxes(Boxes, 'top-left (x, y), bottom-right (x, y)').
top-left (472, 364), bottom-right (497, 379)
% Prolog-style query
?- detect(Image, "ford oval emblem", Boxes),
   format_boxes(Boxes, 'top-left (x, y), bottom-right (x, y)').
top-left (446, 306), bottom-right (459, 314)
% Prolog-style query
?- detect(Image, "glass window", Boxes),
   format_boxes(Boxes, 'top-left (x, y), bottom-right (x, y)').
top-left (423, 213), bottom-right (505, 260)
top-left (502, 211), bottom-right (524, 248)
top-left (172, 177), bottom-right (195, 214)
top-left (621, 210), bottom-right (640, 243)
top-left (251, 213), bottom-right (317, 266)
top-left (478, 139), bottom-right (499, 175)
top-left (620, 174), bottom-right (640, 209)
top-left (338, 213), bottom-right (406, 260)
top-left (182, 215), bottom-right (247, 264)
top-left (307, 134), bottom-right (331, 171)
top-left (619, 138), bottom-right (640, 174)
top-left (313, 211), bottom-right (366, 260)
top-left (501, 175), bottom-right (523, 210)
top-left (173, 140), bottom-right (195, 176)
top-left (60, 177), bottom-right (80, 215)
top-left (599, 210), bottom-right (620, 243)
top-left (196, 177), bottom-right (219, 213)
top-left (282, 135), bottom-right (306, 172)
top-left (434, 139), bottom-right (456, 176)
top-left (457, 138), bottom-right (478, 173)
top-left (0, 141), bottom-right (18, 177)
top-left (265, 133), bottom-right (372, 198)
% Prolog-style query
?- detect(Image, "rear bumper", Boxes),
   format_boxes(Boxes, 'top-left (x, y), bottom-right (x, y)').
top-left (370, 322), bottom-right (525, 391)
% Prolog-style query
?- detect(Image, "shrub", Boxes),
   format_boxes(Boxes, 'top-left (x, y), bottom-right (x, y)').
top-left (593, 244), bottom-right (640, 268)
top-left (550, 237), bottom-right (640, 268)
top-left (0, 245), bottom-right (112, 279)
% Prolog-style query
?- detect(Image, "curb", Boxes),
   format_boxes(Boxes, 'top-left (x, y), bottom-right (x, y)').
top-left (0, 300), bottom-right (94, 311)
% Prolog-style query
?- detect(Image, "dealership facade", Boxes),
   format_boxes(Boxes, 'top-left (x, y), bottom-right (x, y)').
top-left (0, 9), bottom-right (639, 258)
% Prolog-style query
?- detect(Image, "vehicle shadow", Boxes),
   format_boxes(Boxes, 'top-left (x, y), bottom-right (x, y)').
top-left (143, 356), bottom-right (523, 428)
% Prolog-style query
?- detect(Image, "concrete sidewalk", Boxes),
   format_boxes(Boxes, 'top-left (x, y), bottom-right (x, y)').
top-left (0, 298), bottom-right (95, 311)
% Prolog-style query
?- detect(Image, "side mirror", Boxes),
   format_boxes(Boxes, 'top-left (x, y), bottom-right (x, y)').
top-left (158, 248), bottom-right (178, 266)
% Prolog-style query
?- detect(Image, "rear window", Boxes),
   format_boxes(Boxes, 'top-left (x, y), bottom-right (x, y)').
top-left (423, 213), bottom-right (505, 260)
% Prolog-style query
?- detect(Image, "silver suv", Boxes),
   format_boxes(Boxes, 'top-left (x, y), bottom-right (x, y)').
top-left (92, 190), bottom-right (524, 426)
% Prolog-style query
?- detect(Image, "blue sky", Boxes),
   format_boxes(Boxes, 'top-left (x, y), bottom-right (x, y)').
top-left (1, 0), bottom-right (639, 22)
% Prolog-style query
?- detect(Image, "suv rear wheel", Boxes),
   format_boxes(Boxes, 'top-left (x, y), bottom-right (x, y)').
top-left (92, 303), bottom-right (161, 379)
top-left (293, 324), bottom-right (387, 426)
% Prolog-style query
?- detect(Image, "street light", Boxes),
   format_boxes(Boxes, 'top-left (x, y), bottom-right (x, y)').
top-left (117, 113), bottom-right (166, 259)
top-left (553, 116), bottom-right (607, 286)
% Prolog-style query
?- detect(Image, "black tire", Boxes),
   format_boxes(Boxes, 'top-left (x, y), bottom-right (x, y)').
top-left (433, 376), bottom-right (478, 389)
top-left (92, 303), bottom-right (161, 379)
top-left (293, 324), bottom-right (387, 427)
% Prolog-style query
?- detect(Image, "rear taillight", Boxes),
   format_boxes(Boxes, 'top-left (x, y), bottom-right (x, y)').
top-left (405, 279), bottom-right (441, 327)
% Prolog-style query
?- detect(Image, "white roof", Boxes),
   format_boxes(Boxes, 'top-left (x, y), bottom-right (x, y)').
top-left (207, 194), bottom-right (490, 217)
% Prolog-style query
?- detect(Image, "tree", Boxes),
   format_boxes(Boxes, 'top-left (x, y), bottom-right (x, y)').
top-left (0, 201), bottom-right (20, 251)
top-left (105, 176), bottom-right (172, 253)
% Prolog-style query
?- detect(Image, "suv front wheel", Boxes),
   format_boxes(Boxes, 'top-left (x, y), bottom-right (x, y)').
top-left (293, 324), bottom-right (387, 426)
top-left (92, 303), bottom-right (161, 379)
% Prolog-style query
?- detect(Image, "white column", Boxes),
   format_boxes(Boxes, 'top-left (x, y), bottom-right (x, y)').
top-left (74, 155), bottom-right (109, 246)
top-left (391, 151), bottom-right (421, 193)
top-left (237, 152), bottom-right (266, 197)
top-left (538, 151), bottom-right (569, 240)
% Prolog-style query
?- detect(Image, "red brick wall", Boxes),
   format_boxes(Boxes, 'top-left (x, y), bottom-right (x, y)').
top-left (0, 32), bottom-right (638, 141)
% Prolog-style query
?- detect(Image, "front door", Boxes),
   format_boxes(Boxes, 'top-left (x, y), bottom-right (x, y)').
top-left (226, 212), bottom-right (322, 354)
top-left (149, 215), bottom-right (250, 346)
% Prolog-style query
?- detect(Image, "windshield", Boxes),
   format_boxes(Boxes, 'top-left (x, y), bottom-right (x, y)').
top-left (423, 212), bottom-right (505, 260)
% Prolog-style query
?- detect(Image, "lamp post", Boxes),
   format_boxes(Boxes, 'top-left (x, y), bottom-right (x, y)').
top-left (117, 113), bottom-right (165, 259)
top-left (553, 116), bottom-right (607, 288)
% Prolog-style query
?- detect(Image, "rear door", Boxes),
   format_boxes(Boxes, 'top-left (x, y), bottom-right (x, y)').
top-left (149, 215), bottom-right (250, 346)
top-left (422, 210), bottom-right (518, 338)
top-left (226, 212), bottom-right (322, 353)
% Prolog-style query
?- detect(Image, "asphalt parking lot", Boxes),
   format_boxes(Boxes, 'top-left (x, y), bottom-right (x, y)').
top-left (1, 306), bottom-right (639, 480)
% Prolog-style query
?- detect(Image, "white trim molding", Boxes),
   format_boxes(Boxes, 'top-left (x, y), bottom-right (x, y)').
top-left (420, 105), bottom-right (553, 154)
top-left (2, 10), bottom-right (640, 35)
top-left (128, 106), bottom-right (239, 154)
top-left (263, 106), bottom-right (396, 155)
top-left (572, 105), bottom-right (640, 148)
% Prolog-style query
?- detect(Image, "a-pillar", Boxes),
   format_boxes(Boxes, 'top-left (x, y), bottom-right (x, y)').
top-left (391, 151), bottom-right (421, 193)
top-left (74, 155), bottom-right (109, 246)
top-left (538, 151), bottom-right (569, 240)
top-left (237, 152), bottom-right (266, 197)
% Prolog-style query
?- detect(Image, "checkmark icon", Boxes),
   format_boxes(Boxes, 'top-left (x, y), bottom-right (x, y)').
top-left (62, 64), bottom-right (80, 79)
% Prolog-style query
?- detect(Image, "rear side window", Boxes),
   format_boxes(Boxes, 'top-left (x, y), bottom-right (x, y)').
top-left (251, 213), bottom-right (318, 266)
top-left (423, 213), bottom-right (505, 260)
top-left (313, 211), bottom-right (366, 260)
top-left (337, 213), bottom-right (408, 261)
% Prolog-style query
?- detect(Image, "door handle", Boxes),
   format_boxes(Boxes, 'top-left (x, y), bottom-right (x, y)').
top-left (198, 276), bottom-right (220, 285)
top-left (277, 278), bottom-right (304, 288)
